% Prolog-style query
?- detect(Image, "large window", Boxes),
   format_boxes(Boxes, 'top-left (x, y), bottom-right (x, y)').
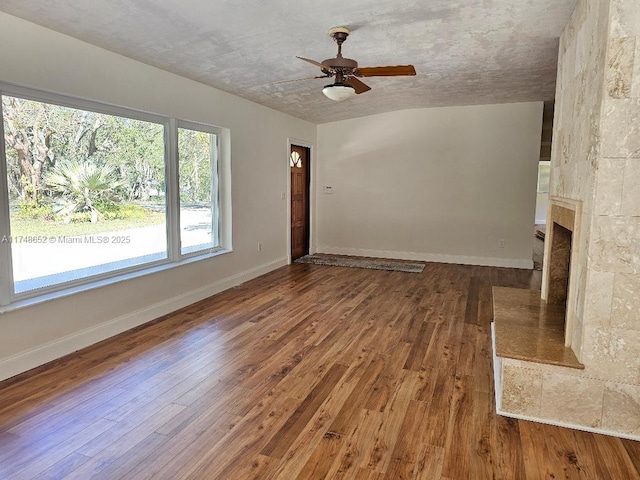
top-left (0, 85), bottom-right (227, 306)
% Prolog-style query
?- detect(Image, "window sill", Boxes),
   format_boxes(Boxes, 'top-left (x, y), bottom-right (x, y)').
top-left (0, 248), bottom-right (232, 315)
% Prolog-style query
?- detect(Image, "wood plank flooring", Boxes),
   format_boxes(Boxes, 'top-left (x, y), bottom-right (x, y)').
top-left (0, 262), bottom-right (639, 479)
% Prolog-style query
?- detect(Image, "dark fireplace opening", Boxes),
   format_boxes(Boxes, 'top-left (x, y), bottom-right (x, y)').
top-left (547, 222), bottom-right (572, 308)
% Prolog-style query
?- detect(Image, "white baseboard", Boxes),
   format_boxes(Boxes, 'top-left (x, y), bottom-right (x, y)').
top-left (316, 246), bottom-right (534, 269)
top-left (0, 257), bottom-right (287, 382)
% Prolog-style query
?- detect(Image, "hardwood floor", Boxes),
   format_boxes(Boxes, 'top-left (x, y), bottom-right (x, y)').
top-left (1, 262), bottom-right (638, 479)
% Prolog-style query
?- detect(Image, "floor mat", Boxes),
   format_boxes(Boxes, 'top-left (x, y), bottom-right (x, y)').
top-left (294, 254), bottom-right (426, 273)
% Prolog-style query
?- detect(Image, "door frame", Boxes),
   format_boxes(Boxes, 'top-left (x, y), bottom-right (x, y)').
top-left (286, 138), bottom-right (315, 264)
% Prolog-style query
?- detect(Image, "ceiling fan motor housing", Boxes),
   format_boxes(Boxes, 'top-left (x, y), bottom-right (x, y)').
top-left (321, 56), bottom-right (358, 75)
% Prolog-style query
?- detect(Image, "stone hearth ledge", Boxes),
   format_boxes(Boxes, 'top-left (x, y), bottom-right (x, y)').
top-left (492, 287), bottom-right (584, 369)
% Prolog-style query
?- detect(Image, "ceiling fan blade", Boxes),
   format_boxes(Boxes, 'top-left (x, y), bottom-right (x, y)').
top-left (274, 75), bottom-right (332, 85)
top-left (296, 56), bottom-right (336, 73)
top-left (344, 77), bottom-right (371, 94)
top-left (355, 65), bottom-right (416, 77)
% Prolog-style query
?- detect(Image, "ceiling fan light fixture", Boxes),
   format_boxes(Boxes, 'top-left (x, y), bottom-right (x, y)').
top-left (322, 83), bottom-right (356, 101)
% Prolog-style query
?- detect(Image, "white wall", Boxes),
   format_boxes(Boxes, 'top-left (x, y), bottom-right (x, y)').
top-left (0, 13), bottom-right (316, 381)
top-left (316, 103), bottom-right (542, 267)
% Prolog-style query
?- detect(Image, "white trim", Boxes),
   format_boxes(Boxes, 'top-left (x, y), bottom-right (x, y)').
top-left (286, 138), bottom-right (315, 264)
top-left (0, 98), bottom-right (13, 307)
top-left (0, 257), bottom-right (287, 382)
top-left (0, 81), bottom-right (166, 125)
top-left (491, 322), bottom-right (503, 411)
top-left (218, 128), bottom-right (232, 251)
top-left (166, 118), bottom-right (181, 262)
top-left (175, 120), bottom-right (225, 258)
top-left (315, 246), bottom-right (534, 269)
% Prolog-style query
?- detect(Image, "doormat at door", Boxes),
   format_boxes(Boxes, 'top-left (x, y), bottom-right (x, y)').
top-left (294, 254), bottom-right (425, 273)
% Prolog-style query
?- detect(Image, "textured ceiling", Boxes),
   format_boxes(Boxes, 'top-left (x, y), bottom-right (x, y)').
top-left (0, 0), bottom-right (578, 124)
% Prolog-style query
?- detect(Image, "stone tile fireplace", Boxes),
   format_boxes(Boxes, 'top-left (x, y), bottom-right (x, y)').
top-left (492, 0), bottom-right (640, 439)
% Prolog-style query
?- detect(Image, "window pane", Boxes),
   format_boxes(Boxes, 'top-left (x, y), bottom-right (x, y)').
top-left (2, 95), bottom-right (167, 294)
top-left (178, 127), bottom-right (218, 255)
top-left (537, 162), bottom-right (550, 193)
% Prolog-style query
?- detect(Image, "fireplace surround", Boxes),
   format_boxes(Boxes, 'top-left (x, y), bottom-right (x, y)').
top-left (541, 197), bottom-right (582, 347)
top-left (541, 196), bottom-right (582, 348)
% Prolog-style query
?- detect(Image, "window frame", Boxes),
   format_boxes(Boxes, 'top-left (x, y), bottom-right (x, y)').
top-left (177, 120), bottom-right (222, 258)
top-left (0, 83), bottom-right (229, 308)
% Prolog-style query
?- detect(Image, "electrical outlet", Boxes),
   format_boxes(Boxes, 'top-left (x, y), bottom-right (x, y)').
top-left (498, 239), bottom-right (506, 248)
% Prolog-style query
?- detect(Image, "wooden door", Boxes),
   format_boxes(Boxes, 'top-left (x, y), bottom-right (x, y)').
top-left (290, 145), bottom-right (309, 260)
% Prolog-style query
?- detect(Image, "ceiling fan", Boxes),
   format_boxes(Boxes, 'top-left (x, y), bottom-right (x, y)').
top-left (283, 27), bottom-right (416, 101)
